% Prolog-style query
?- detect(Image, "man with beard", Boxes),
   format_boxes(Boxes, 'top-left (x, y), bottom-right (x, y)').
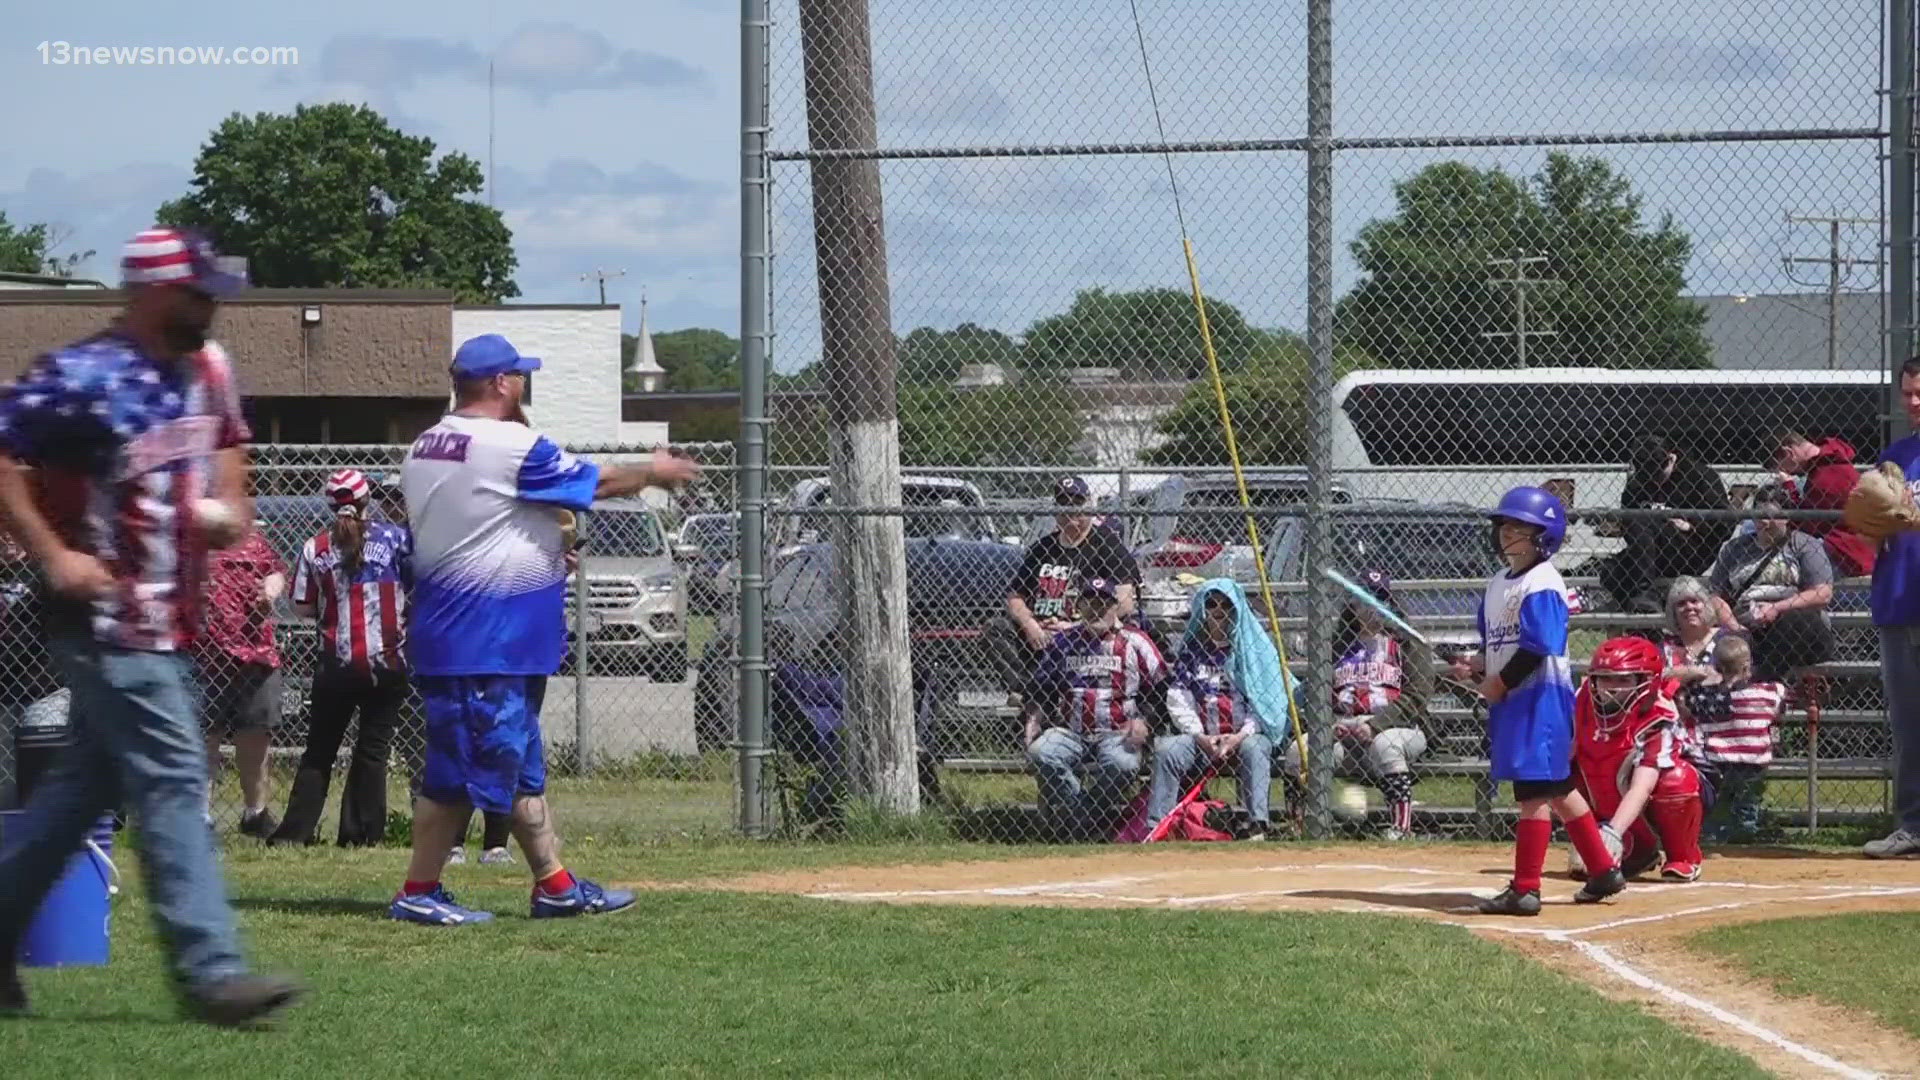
top-left (0, 228), bottom-right (300, 1024)
top-left (390, 334), bottom-right (701, 925)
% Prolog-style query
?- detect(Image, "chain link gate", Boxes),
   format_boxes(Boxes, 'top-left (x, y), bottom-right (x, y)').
top-left (743, 0), bottom-right (1916, 845)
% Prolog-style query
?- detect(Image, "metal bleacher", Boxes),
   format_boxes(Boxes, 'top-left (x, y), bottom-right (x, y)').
top-left (942, 574), bottom-right (1894, 836)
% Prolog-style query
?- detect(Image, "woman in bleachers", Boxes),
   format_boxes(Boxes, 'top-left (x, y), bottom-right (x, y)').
top-left (1660, 575), bottom-right (1733, 681)
top-left (1705, 484), bottom-right (1835, 682)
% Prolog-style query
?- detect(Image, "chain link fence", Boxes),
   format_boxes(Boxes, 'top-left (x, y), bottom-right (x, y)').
top-left (742, 0), bottom-right (1914, 844)
top-left (0, 441), bottom-right (741, 847)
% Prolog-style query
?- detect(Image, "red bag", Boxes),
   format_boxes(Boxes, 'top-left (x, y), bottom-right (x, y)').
top-left (1161, 799), bottom-right (1236, 842)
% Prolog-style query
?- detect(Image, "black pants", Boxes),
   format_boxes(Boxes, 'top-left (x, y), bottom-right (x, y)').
top-left (272, 668), bottom-right (408, 847)
top-left (1750, 610), bottom-right (1835, 682)
top-left (1601, 519), bottom-right (1724, 607)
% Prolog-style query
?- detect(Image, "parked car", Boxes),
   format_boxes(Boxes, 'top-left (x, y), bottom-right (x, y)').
top-left (693, 537), bottom-right (1024, 755)
top-left (1137, 499), bottom-right (1497, 652)
top-left (566, 499), bottom-right (691, 681)
top-left (675, 511), bottom-right (737, 616)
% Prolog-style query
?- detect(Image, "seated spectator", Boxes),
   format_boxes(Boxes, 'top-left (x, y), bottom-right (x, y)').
top-left (1601, 435), bottom-right (1731, 613)
top-left (1677, 634), bottom-right (1786, 844)
top-left (1147, 579), bottom-right (1293, 840)
top-left (1023, 576), bottom-right (1166, 840)
top-left (1283, 569), bottom-right (1434, 839)
top-left (1706, 484), bottom-right (1835, 681)
top-left (996, 476), bottom-right (1143, 692)
top-left (1769, 429), bottom-right (1875, 577)
top-left (1660, 575), bottom-right (1733, 679)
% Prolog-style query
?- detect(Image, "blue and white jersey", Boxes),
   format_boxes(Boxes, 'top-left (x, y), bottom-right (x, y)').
top-left (1477, 560), bottom-right (1575, 782)
top-left (400, 415), bottom-right (599, 676)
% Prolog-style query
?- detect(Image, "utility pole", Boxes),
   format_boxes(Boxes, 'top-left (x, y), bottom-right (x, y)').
top-left (1481, 255), bottom-right (1558, 367)
top-left (1783, 213), bottom-right (1881, 370)
top-left (798, 0), bottom-right (916, 812)
top-left (580, 268), bottom-right (627, 305)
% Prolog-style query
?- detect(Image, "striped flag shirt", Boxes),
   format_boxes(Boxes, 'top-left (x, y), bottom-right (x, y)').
top-left (292, 521), bottom-right (412, 677)
top-left (1679, 679), bottom-right (1785, 766)
top-left (1167, 640), bottom-right (1256, 736)
top-left (1028, 624), bottom-right (1167, 734)
top-left (0, 333), bottom-right (247, 651)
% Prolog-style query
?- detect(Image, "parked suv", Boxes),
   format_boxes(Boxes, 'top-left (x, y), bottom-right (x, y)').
top-left (566, 498), bottom-right (691, 681)
top-left (693, 537), bottom-right (1024, 755)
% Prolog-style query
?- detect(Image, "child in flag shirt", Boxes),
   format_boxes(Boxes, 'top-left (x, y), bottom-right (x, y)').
top-left (1678, 634), bottom-right (1785, 844)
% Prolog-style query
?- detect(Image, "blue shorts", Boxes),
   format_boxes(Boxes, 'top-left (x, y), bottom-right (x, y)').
top-left (417, 675), bottom-right (548, 814)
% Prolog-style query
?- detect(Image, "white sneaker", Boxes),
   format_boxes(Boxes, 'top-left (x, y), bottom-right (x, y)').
top-left (1863, 829), bottom-right (1920, 859)
top-left (446, 846), bottom-right (467, 866)
top-left (478, 846), bottom-right (514, 866)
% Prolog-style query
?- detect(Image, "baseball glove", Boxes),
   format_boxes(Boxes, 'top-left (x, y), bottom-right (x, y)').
top-left (1842, 460), bottom-right (1920, 541)
top-left (555, 508), bottom-right (578, 550)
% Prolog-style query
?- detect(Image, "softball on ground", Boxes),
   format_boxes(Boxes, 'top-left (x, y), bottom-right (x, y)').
top-left (1336, 783), bottom-right (1370, 819)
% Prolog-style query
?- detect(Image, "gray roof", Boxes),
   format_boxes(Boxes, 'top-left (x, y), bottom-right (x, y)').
top-left (1691, 292), bottom-right (1882, 370)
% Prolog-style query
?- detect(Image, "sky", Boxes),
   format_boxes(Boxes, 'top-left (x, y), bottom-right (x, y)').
top-left (2, 0), bottom-right (1890, 369)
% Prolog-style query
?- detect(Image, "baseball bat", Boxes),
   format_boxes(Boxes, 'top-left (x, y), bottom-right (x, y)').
top-left (1322, 568), bottom-right (1429, 645)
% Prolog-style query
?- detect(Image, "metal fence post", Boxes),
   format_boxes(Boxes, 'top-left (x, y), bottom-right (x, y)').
top-left (1892, 0), bottom-right (1916, 441)
top-left (1301, 0), bottom-right (1337, 839)
top-left (737, 0), bottom-right (773, 837)
top-left (573, 510), bottom-right (591, 773)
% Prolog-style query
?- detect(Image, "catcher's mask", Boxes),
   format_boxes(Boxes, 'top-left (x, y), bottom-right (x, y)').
top-left (1585, 636), bottom-right (1663, 735)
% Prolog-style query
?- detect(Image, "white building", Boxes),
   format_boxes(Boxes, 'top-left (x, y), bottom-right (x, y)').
top-left (453, 300), bottom-right (670, 452)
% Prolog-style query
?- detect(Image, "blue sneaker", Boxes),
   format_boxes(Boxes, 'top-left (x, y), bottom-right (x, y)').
top-left (530, 877), bottom-right (635, 919)
top-left (389, 885), bottom-right (495, 926)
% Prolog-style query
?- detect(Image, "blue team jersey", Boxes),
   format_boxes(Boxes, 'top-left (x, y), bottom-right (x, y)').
top-left (400, 415), bottom-right (600, 676)
top-left (1873, 434), bottom-right (1920, 626)
top-left (1478, 560), bottom-right (1575, 782)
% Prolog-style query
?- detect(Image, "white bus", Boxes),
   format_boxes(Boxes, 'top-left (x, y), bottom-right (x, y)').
top-left (1330, 368), bottom-right (1891, 562)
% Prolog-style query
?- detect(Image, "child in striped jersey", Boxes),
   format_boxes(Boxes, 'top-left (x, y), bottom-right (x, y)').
top-left (1678, 634), bottom-right (1785, 843)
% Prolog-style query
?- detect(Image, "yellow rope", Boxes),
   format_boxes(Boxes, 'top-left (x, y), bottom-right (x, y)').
top-left (1181, 237), bottom-right (1311, 788)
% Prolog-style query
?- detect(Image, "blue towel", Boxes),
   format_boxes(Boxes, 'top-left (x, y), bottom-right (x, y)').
top-left (1181, 578), bottom-right (1299, 742)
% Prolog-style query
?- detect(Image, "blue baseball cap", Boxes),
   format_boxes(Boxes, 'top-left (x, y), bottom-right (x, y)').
top-left (1054, 475), bottom-right (1092, 505)
top-left (451, 334), bottom-right (542, 380)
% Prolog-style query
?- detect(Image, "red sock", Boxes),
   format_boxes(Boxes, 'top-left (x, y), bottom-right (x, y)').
top-left (1513, 819), bottom-right (1552, 893)
top-left (536, 868), bottom-right (577, 895)
top-left (402, 879), bottom-right (439, 897)
top-left (1564, 811), bottom-right (1618, 875)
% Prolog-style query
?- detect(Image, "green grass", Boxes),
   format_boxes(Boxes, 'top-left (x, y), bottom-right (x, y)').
top-left (3, 845), bottom-right (1764, 1079)
top-left (1693, 912), bottom-right (1920, 1042)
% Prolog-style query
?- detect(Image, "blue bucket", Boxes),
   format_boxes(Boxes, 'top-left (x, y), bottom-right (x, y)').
top-left (1, 813), bottom-right (118, 968)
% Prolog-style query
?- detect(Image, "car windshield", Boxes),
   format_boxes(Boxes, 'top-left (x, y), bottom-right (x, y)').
top-left (585, 510), bottom-right (666, 557)
top-left (684, 517), bottom-right (736, 552)
top-left (810, 543), bottom-right (1024, 626)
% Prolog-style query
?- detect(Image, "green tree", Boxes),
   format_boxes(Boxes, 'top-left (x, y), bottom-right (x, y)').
top-left (156, 103), bottom-right (518, 303)
top-left (1022, 287), bottom-right (1260, 379)
top-left (622, 328), bottom-right (740, 393)
top-left (1336, 153), bottom-right (1708, 370)
top-left (1143, 331), bottom-right (1376, 467)
top-left (0, 212), bottom-right (50, 275)
top-left (898, 381), bottom-right (1087, 471)
top-left (0, 213), bottom-right (94, 277)
top-left (897, 322), bottom-right (1020, 385)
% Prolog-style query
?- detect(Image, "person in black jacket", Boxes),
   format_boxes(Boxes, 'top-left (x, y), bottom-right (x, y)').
top-left (1601, 435), bottom-right (1731, 613)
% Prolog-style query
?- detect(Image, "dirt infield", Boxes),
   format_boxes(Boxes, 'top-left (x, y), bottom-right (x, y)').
top-left (713, 844), bottom-right (1920, 1080)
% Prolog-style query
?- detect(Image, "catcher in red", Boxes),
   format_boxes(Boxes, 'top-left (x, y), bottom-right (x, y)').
top-left (1568, 637), bottom-right (1707, 883)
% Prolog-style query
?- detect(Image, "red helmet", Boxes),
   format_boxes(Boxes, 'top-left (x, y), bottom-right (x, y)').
top-left (1586, 636), bottom-right (1662, 727)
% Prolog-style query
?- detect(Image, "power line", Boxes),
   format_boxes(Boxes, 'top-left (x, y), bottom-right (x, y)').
top-left (1781, 212), bottom-right (1881, 370)
top-left (1480, 254), bottom-right (1560, 367)
top-left (579, 268), bottom-right (626, 305)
